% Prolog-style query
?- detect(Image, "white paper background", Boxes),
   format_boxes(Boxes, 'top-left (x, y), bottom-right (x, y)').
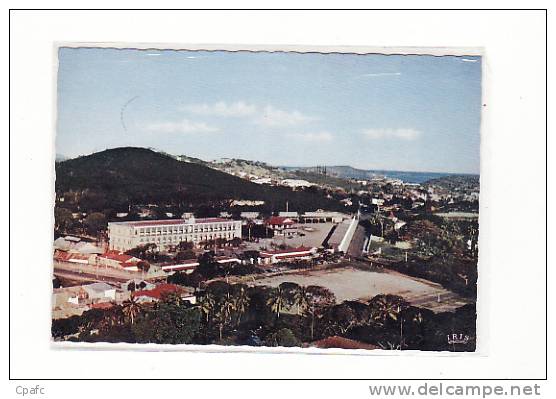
top-left (7, 7), bottom-right (548, 387)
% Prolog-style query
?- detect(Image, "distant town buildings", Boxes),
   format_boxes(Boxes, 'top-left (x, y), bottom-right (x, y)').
top-left (230, 200), bottom-right (265, 207)
top-left (280, 179), bottom-right (313, 188)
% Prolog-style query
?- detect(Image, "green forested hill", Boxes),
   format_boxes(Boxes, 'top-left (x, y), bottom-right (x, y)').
top-left (55, 147), bottom-right (342, 213)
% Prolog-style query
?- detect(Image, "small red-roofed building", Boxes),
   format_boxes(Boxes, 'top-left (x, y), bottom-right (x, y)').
top-left (265, 216), bottom-right (297, 237)
top-left (132, 283), bottom-right (196, 304)
top-left (97, 250), bottom-right (143, 271)
top-left (53, 250), bottom-right (94, 264)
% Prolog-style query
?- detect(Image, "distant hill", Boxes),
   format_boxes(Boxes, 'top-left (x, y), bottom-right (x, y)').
top-left (310, 165), bottom-right (371, 180)
top-left (177, 157), bottom-right (360, 191)
top-left (55, 147), bottom-right (343, 212)
top-left (288, 165), bottom-right (475, 184)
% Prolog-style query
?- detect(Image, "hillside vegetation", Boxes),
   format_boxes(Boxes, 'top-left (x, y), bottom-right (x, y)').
top-left (55, 147), bottom-right (343, 213)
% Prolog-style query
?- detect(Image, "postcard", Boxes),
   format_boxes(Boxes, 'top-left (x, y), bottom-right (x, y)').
top-left (52, 44), bottom-right (481, 352)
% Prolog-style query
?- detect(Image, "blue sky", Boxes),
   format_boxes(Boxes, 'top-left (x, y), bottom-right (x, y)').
top-left (56, 48), bottom-right (482, 174)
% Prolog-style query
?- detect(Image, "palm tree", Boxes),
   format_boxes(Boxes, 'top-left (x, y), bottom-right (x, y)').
top-left (267, 287), bottom-right (286, 319)
top-left (216, 293), bottom-right (236, 340)
top-left (412, 311), bottom-right (424, 324)
top-left (233, 287), bottom-right (250, 326)
top-left (293, 286), bottom-right (309, 316)
top-left (369, 295), bottom-right (406, 326)
top-left (199, 292), bottom-right (216, 323)
top-left (222, 293), bottom-right (236, 323)
top-left (122, 296), bottom-right (142, 325)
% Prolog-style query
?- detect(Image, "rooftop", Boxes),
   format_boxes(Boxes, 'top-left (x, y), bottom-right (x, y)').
top-left (310, 336), bottom-right (380, 350)
top-left (132, 283), bottom-right (187, 300)
top-left (266, 216), bottom-right (295, 226)
top-left (260, 246), bottom-right (314, 256)
top-left (99, 251), bottom-right (139, 264)
top-left (83, 282), bottom-right (116, 293)
top-left (110, 218), bottom-right (232, 227)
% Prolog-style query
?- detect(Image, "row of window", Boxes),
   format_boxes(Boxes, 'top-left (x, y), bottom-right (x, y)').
top-left (138, 232), bottom-right (236, 244)
top-left (112, 232), bottom-right (238, 247)
top-left (132, 224), bottom-right (239, 235)
top-left (113, 238), bottom-right (132, 245)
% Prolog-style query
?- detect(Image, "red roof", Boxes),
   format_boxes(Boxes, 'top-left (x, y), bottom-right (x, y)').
top-left (132, 284), bottom-right (185, 300)
top-left (54, 250), bottom-right (90, 262)
top-left (121, 218), bottom-right (230, 227)
top-left (266, 216), bottom-right (295, 226)
top-left (310, 336), bottom-right (380, 350)
top-left (99, 251), bottom-right (138, 264)
top-left (90, 302), bottom-right (115, 310)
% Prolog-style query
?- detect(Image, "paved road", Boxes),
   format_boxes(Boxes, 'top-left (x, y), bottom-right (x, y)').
top-left (53, 261), bottom-right (165, 285)
top-left (347, 225), bottom-right (367, 258)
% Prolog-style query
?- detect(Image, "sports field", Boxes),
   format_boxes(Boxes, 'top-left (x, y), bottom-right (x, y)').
top-left (251, 266), bottom-right (470, 313)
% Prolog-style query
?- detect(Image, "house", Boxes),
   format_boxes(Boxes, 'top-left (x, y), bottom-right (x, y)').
top-left (266, 216), bottom-right (297, 237)
top-left (53, 250), bottom-right (94, 264)
top-left (73, 241), bottom-right (104, 254)
top-left (132, 283), bottom-right (196, 304)
top-left (82, 282), bottom-right (117, 301)
top-left (97, 250), bottom-right (143, 271)
top-left (52, 283), bottom-right (125, 319)
top-left (259, 246), bottom-right (317, 264)
top-left (53, 286), bottom-right (88, 307)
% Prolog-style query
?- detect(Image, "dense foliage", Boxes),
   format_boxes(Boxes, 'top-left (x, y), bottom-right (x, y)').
top-left (52, 281), bottom-right (476, 352)
top-left (55, 147), bottom-right (344, 215)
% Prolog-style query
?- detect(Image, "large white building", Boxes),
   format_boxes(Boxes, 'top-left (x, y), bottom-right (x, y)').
top-left (108, 216), bottom-right (242, 252)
